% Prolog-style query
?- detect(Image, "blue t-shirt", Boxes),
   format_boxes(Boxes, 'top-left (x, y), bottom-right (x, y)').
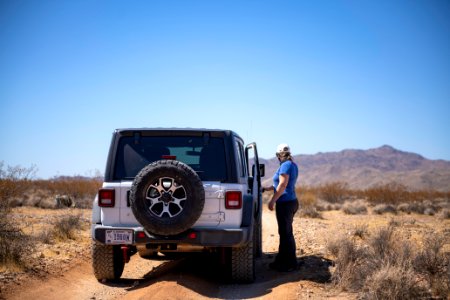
top-left (273, 160), bottom-right (298, 202)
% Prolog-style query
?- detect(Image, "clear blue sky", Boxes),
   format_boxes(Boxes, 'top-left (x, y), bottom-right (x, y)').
top-left (1, 0), bottom-right (449, 178)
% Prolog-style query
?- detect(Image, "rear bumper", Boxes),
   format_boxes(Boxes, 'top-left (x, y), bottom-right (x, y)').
top-left (92, 225), bottom-right (251, 247)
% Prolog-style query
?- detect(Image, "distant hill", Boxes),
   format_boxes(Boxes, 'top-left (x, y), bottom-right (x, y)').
top-left (260, 145), bottom-right (450, 191)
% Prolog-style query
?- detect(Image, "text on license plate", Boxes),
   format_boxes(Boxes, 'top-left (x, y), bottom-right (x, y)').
top-left (105, 230), bottom-right (132, 244)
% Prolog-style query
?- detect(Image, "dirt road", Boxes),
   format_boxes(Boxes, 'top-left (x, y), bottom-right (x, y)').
top-left (3, 207), bottom-right (341, 300)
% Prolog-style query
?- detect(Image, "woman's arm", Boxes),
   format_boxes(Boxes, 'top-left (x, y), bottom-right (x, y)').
top-left (268, 173), bottom-right (289, 211)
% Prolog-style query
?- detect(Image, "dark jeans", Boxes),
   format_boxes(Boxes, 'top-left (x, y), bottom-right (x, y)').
top-left (275, 200), bottom-right (299, 268)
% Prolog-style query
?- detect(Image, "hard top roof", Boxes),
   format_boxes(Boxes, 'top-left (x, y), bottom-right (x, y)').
top-left (114, 128), bottom-right (242, 140)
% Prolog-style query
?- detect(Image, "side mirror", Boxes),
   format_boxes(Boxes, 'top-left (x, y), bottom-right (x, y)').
top-left (259, 164), bottom-right (265, 177)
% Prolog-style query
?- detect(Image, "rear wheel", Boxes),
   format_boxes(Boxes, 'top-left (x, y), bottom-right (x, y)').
top-left (254, 217), bottom-right (262, 258)
top-left (230, 240), bottom-right (255, 283)
top-left (92, 241), bottom-right (124, 281)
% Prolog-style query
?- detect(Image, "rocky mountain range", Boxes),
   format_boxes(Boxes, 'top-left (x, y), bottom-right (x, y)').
top-left (260, 145), bottom-right (450, 191)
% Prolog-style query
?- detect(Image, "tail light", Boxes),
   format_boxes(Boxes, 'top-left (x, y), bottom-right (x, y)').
top-left (225, 191), bottom-right (242, 209)
top-left (98, 189), bottom-right (115, 207)
top-left (162, 155), bottom-right (177, 160)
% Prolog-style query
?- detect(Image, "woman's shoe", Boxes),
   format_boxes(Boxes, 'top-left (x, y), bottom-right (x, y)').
top-left (278, 265), bottom-right (297, 272)
top-left (269, 262), bottom-right (297, 272)
top-left (269, 261), bottom-right (281, 270)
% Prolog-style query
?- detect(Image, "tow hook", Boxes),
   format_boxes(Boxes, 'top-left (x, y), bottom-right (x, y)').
top-left (121, 245), bottom-right (130, 263)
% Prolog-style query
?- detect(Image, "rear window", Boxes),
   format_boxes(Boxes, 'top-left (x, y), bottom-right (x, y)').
top-left (114, 136), bottom-right (227, 181)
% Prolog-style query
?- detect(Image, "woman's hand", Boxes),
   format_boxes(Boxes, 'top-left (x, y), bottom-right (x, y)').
top-left (268, 198), bottom-right (276, 211)
top-left (267, 174), bottom-right (289, 211)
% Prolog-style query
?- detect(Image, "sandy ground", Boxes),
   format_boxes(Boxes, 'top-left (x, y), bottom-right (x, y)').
top-left (2, 205), bottom-right (449, 300)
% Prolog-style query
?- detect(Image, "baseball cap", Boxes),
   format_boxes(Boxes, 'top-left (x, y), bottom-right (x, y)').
top-left (276, 143), bottom-right (290, 154)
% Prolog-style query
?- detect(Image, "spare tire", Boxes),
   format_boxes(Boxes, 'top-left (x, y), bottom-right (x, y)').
top-left (130, 160), bottom-right (205, 236)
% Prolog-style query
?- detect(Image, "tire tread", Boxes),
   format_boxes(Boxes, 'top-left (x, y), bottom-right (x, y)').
top-left (92, 241), bottom-right (124, 280)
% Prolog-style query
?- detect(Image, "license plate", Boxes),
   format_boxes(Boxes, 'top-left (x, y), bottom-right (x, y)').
top-left (105, 230), bottom-right (133, 244)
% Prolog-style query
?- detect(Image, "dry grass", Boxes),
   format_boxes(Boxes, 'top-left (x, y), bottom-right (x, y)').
top-left (0, 163), bottom-right (94, 271)
top-left (341, 200), bottom-right (368, 215)
top-left (0, 163), bottom-right (36, 270)
top-left (0, 205), bottom-right (34, 271)
top-left (351, 224), bottom-right (368, 239)
top-left (372, 203), bottom-right (397, 215)
top-left (365, 182), bottom-right (410, 205)
top-left (315, 199), bottom-right (342, 211)
top-left (317, 182), bottom-right (350, 203)
top-left (296, 181), bottom-right (449, 218)
top-left (1, 161), bottom-right (101, 210)
top-left (365, 182), bottom-right (450, 205)
top-left (413, 234), bottom-right (450, 298)
top-left (52, 214), bottom-right (83, 241)
top-left (298, 191), bottom-right (323, 218)
top-left (363, 264), bottom-right (426, 299)
top-left (1, 179), bottom-right (100, 209)
top-left (299, 191), bottom-right (317, 207)
top-left (438, 208), bottom-right (450, 219)
top-left (298, 206), bottom-right (323, 219)
top-left (327, 236), bottom-right (374, 291)
top-left (327, 224), bottom-right (449, 299)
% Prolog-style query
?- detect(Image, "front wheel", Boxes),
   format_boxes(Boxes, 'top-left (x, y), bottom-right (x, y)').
top-left (92, 241), bottom-right (124, 281)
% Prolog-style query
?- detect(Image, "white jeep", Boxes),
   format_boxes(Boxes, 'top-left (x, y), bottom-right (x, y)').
top-left (91, 128), bottom-right (264, 282)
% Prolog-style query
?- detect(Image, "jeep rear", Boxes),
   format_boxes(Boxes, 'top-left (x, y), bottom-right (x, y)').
top-left (91, 128), bottom-right (263, 282)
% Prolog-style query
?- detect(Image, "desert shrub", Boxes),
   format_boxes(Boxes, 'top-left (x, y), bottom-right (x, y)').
top-left (388, 218), bottom-right (401, 227)
top-left (327, 236), bottom-right (375, 291)
top-left (365, 182), bottom-right (409, 205)
top-left (365, 182), bottom-right (449, 207)
top-left (298, 191), bottom-right (322, 218)
top-left (315, 199), bottom-right (331, 211)
top-left (407, 202), bottom-right (426, 214)
top-left (299, 206), bottom-right (322, 219)
top-left (397, 202), bottom-right (411, 214)
top-left (438, 208), bottom-right (450, 219)
top-left (0, 207), bottom-right (34, 269)
top-left (369, 226), bottom-right (396, 262)
top-left (36, 197), bottom-right (57, 209)
top-left (424, 208), bottom-right (435, 216)
top-left (372, 204), bottom-right (397, 215)
top-left (316, 200), bottom-right (342, 211)
top-left (435, 198), bottom-right (450, 210)
top-left (37, 228), bottom-right (54, 244)
top-left (0, 162), bottom-right (37, 206)
top-left (398, 201), bottom-right (434, 215)
top-left (32, 177), bottom-right (101, 209)
top-left (74, 197), bottom-right (93, 209)
top-left (3, 177), bottom-right (100, 209)
top-left (414, 234), bottom-right (449, 298)
top-left (330, 203), bottom-right (342, 210)
top-left (363, 264), bottom-right (427, 299)
top-left (1, 161), bottom-right (100, 209)
top-left (0, 163), bottom-right (36, 269)
top-left (318, 182), bottom-right (350, 203)
top-left (52, 214), bottom-right (83, 241)
top-left (352, 224), bottom-right (368, 239)
top-left (299, 191), bottom-right (317, 207)
top-left (328, 227), bottom-right (448, 298)
top-left (341, 200), bottom-right (367, 215)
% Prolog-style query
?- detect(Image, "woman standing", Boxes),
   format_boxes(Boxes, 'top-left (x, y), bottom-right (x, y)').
top-left (263, 143), bottom-right (299, 272)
